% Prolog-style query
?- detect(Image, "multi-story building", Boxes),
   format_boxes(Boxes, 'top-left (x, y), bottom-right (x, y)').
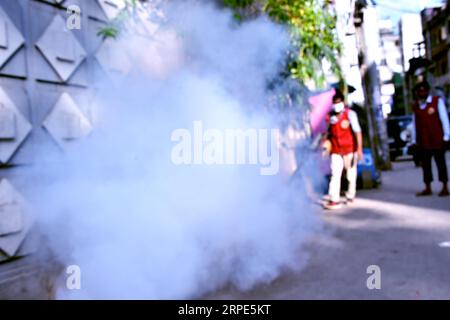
top-left (421, 1), bottom-right (450, 108)
top-left (378, 18), bottom-right (404, 115)
top-left (353, 0), bottom-right (391, 169)
top-left (400, 14), bottom-right (425, 73)
top-left (399, 13), bottom-right (426, 110)
top-left (333, 0), bottom-right (365, 105)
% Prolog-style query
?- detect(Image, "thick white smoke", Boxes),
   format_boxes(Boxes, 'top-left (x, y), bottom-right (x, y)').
top-left (28, 1), bottom-right (321, 299)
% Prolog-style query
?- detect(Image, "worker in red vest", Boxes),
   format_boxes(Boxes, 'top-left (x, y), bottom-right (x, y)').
top-left (324, 89), bottom-right (363, 210)
top-left (412, 81), bottom-right (450, 197)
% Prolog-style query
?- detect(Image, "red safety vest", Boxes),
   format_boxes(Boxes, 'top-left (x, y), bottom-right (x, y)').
top-left (413, 96), bottom-right (444, 150)
top-left (328, 108), bottom-right (357, 155)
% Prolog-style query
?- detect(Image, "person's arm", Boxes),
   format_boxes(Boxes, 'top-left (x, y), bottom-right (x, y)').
top-left (349, 110), bottom-right (363, 160)
top-left (411, 114), bottom-right (416, 144)
top-left (355, 132), bottom-right (363, 160)
top-left (437, 97), bottom-right (450, 141)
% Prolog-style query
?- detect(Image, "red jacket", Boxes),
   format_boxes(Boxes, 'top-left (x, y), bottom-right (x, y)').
top-left (413, 96), bottom-right (444, 150)
top-left (327, 108), bottom-right (357, 155)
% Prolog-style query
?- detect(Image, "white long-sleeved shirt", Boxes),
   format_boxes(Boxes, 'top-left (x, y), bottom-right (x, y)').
top-left (411, 96), bottom-right (450, 144)
top-left (348, 109), bottom-right (362, 133)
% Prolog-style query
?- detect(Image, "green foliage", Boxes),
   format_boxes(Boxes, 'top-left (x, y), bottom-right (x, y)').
top-left (225, 0), bottom-right (343, 87)
top-left (97, 0), bottom-right (141, 40)
top-left (97, 26), bottom-right (119, 40)
top-left (97, 0), bottom-right (342, 87)
top-left (223, 0), bottom-right (255, 8)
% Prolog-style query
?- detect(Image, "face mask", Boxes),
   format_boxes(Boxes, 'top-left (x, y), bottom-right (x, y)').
top-left (333, 102), bottom-right (345, 113)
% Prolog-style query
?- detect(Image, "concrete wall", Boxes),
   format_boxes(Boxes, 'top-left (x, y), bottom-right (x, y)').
top-left (0, 0), bottom-right (125, 298)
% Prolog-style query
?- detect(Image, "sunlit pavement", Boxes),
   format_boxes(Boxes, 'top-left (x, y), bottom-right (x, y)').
top-left (209, 154), bottom-right (450, 300)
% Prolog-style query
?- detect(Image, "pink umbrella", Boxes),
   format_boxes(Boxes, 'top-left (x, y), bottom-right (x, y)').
top-left (309, 89), bottom-right (335, 136)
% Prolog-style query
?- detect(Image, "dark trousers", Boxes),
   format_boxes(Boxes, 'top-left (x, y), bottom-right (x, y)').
top-left (419, 149), bottom-right (448, 184)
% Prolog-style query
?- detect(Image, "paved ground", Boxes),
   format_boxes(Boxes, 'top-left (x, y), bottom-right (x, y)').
top-left (2, 156), bottom-right (449, 299)
top-left (209, 156), bottom-right (450, 300)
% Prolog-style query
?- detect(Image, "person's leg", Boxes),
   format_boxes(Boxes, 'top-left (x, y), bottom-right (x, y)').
top-left (433, 149), bottom-right (449, 196)
top-left (417, 150), bottom-right (433, 196)
top-left (345, 153), bottom-right (357, 201)
top-left (327, 154), bottom-right (344, 206)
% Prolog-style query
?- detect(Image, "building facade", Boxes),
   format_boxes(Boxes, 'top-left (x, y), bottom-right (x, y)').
top-left (333, 0), bottom-right (365, 105)
top-left (0, 0), bottom-right (135, 298)
top-left (399, 13), bottom-right (425, 111)
top-left (421, 1), bottom-right (450, 108)
top-left (378, 18), bottom-right (404, 115)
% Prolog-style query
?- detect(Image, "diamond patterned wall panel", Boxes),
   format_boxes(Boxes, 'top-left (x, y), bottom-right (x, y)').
top-left (98, 0), bottom-right (126, 21)
top-left (0, 86), bottom-right (32, 164)
top-left (0, 178), bottom-right (32, 259)
top-left (0, 6), bottom-right (25, 70)
top-left (35, 15), bottom-right (87, 82)
top-left (42, 92), bottom-right (93, 150)
top-left (136, 5), bottom-right (163, 37)
top-left (95, 38), bottom-right (132, 76)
